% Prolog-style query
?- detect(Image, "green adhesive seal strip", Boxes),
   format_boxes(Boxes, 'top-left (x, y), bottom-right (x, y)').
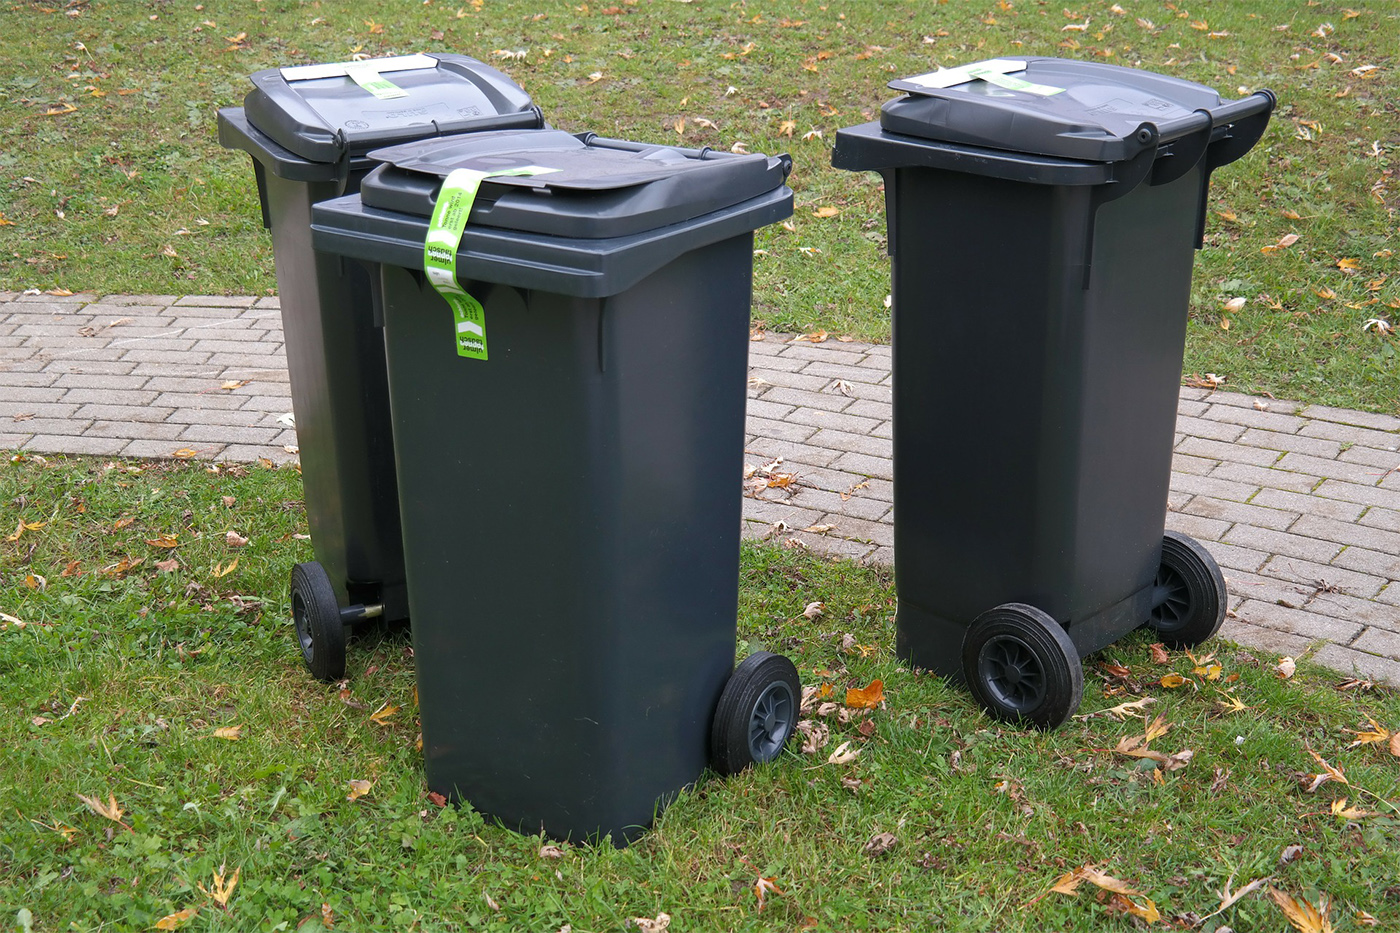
top-left (967, 66), bottom-right (1065, 96)
top-left (423, 166), bottom-right (558, 361)
top-left (345, 62), bottom-right (409, 100)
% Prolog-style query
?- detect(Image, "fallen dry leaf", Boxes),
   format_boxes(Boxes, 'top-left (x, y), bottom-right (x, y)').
top-left (632, 913), bottom-right (670, 932)
top-left (154, 907), bottom-right (198, 930)
top-left (369, 703), bottom-right (400, 725)
top-left (1149, 643), bottom-right (1170, 664)
top-left (753, 876), bottom-right (783, 912)
top-left (1268, 887), bottom-right (1334, 933)
top-left (212, 725), bottom-right (242, 741)
top-left (539, 844), bottom-right (565, 859)
top-left (346, 779), bottom-right (374, 800)
top-left (1261, 233), bottom-right (1301, 253)
top-left (1343, 719), bottom-right (1391, 748)
top-left (154, 558), bottom-right (179, 573)
top-left (845, 679), bottom-right (883, 709)
top-left (198, 864), bottom-right (240, 908)
top-left (1331, 798), bottom-right (1378, 820)
top-left (863, 832), bottom-right (897, 858)
top-left (1160, 673), bottom-right (1188, 688)
top-left (812, 206), bottom-right (840, 218)
top-left (225, 531), bottom-right (248, 548)
top-left (1277, 657), bottom-right (1297, 679)
top-left (76, 792), bottom-right (124, 823)
top-left (827, 740), bottom-right (861, 764)
top-left (802, 601), bottom-right (825, 620)
top-left (211, 557), bottom-right (238, 578)
top-left (146, 533), bottom-right (179, 548)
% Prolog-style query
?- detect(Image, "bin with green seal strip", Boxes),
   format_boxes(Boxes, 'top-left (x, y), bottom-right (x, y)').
top-left (309, 129), bottom-right (798, 842)
top-left (217, 54), bottom-right (544, 681)
top-left (832, 57), bottom-right (1274, 728)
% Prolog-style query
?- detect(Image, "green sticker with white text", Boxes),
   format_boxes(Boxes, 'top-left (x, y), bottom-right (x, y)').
top-left (967, 66), bottom-right (1065, 96)
top-left (423, 165), bottom-right (558, 361)
top-left (345, 62), bottom-right (409, 100)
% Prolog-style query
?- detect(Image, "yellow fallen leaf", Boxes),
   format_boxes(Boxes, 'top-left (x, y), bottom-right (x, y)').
top-left (212, 557), bottom-right (238, 579)
top-left (1331, 797), bottom-right (1377, 820)
top-left (845, 679), bottom-right (883, 709)
top-left (1316, 286), bottom-right (1336, 300)
top-left (197, 864), bottom-right (240, 907)
top-left (171, 448), bottom-right (199, 459)
top-left (145, 533), bottom-right (179, 548)
top-left (1160, 673), bottom-right (1187, 688)
top-left (370, 703), bottom-right (400, 725)
top-left (1282, 209), bottom-right (1302, 220)
top-left (779, 119), bottom-right (796, 137)
top-left (1268, 887), bottom-right (1334, 933)
top-left (76, 792), bottom-right (124, 822)
top-left (1261, 233), bottom-right (1301, 253)
top-left (811, 206), bottom-right (840, 218)
top-left (1336, 257), bottom-right (1361, 273)
top-left (1344, 718), bottom-right (1391, 748)
top-left (346, 779), bottom-right (374, 800)
top-left (154, 907), bottom-right (198, 930)
top-left (113, 515), bottom-right (135, 530)
top-left (212, 725), bottom-right (242, 741)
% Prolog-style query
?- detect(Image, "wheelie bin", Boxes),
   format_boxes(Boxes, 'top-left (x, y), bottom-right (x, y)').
top-left (831, 57), bottom-right (1274, 728)
top-left (308, 128), bottom-right (799, 842)
top-left (217, 54), bottom-right (544, 681)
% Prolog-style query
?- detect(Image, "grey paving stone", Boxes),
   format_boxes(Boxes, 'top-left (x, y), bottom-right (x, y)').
top-left (179, 423), bottom-right (280, 445)
top-left (237, 394), bottom-right (295, 413)
top-left (779, 461), bottom-right (890, 498)
top-left (192, 339), bottom-right (281, 356)
top-left (748, 355), bottom-right (812, 374)
top-left (1351, 628), bottom-right (1400, 661)
top-left (109, 337), bottom-right (200, 352)
top-left (1233, 599), bottom-right (1363, 643)
top-left (806, 428), bottom-right (892, 459)
top-left (22, 434), bottom-right (127, 456)
top-left (1220, 569), bottom-right (1319, 608)
top-left (1204, 391), bottom-right (1301, 415)
top-left (1163, 511), bottom-right (1230, 541)
top-left (2, 416), bottom-right (91, 435)
top-left (784, 486), bottom-right (891, 522)
top-left (745, 414), bottom-right (817, 444)
top-left (1331, 546), bottom-right (1400, 579)
top-left (101, 294), bottom-right (179, 306)
top-left (837, 381), bottom-right (892, 403)
top-left (142, 375), bottom-right (240, 393)
top-left (787, 406), bottom-right (884, 435)
top-left (1168, 471), bottom-right (1259, 502)
top-left (843, 398), bottom-right (891, 421)
top-left (1378, 585), bottom-right (1400, 610)
top-left (813, 513), bottom-right (893, 547)
top-left (119, 439), bottom-right (224, 459)
top-left (1171, 452), bottom-right (1219, 476)
top-left (148, 391), bottom-right (248, 410)
top-left (831, 451), bottom-right (894, 482)
top-left (0, 432), bottom-right (33, 449)
top-left (174, 295), bottom-right (258, 308)
top-left (1203, 404), bottom-right (1306, 434)
top-left (44, 359), bottom-right (139, 376)
top-left (1306, 591), bottom-right (1400, 633)
top-left (740, 496), bottom-right (823, 529)
top-left (779, 343), bottom-right (868, 366)
top-left (759, 385), bottom-right (854, 413)
top-left (1218, 619), bottom-right (1313, 656)
top-left (745, 398), bottom-right (797, 421)
top-left (72, 404), bottom-right (174, 423)
top-left (34, 347), bottom-right (131, 363)
top-left (1236, 427), bottom-right (1341, 460)
top-left (1176, 400), bottom-right (1209, 418)
top-left (1177, 435), bottom-right (1277, 466)
top-left (1199, 539), bottom-right (1269, 573)
top-left (1224, 525), bottom-right (1341, 564)
top-left (1359, 506), bottom-right (1400, 533)
top-left (12, 323), bottom-right (106, 339)
top-left (860, 545), bottom-right (894, 567)
top-left (1166, 490), bottom-right (1193, 512)
top-left (52, 372), bottom-right (150, 391)
top-left (217, 444), bottom-right (299, 464)
top-left (0, 401), bottom-right (79, 419)
top-left (60, 388), bottom-right (161, 406)
top-left (1297, 419), bottom-right (1400, 450)
top-left (791, 531), bottom-right (876, 563)
top-left (1181, 495), bottom-right (1298, 531)
top-left (1250, 486), bottom-right (1365, 522)
top-left (872, 420), bottom-right (892, 440)
top-left (1176, 414), bottom-right (1245, 443)
top-left (0, 347), bottom-right (41, 362)
top-left (0, 386), bottom-right (66, 403)
top-left (1307, 644), bottom-right (1400, 686)
top-left (800, 360), bottom-right (878, 383)
top-left (746, 336), bottom-right (787, 356)
top-left (166, 407), bottom-right (267, 427)
top-left (1289, 514), bottom-right (1400, 555)
top-left (1310, 479), bottom-right (1400, 510)
top-left (1338, 445), bottom-right (1400, 471)
top-left (252, 296), bottom-right (281, 310)
top-left (1211, 461), bottom-right (1320, 495)
top-left (1275, 451), bottom-right (1386, 486)
top-left (120, 349), bottom-right (214, 366)
top-left (743, 368), bottom-right (831, 391)
top-left (743, 437), bottom-right (843, 469)
top-left (1262, 555), bottom-right (1386, 599)
top-left (15, 294), bottom-right (97, 304)
top-left (88, 420), bottom-right (185, 441)
top-left (1299, 404), bottom-right (1400, 433)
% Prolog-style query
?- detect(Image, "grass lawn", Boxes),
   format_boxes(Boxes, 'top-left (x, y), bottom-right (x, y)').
top-left (3, 454), bottom-right (1400, 931)
top-left (0, 0), bottom-right (1396, 411)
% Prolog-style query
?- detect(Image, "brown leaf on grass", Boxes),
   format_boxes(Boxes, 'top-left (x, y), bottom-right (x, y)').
top-left (802, 600), bottom-right (825, 620)
top-left (827, 741), bottom-right (860, 764)
top-left (790, 329), bottom-right (829, 344)
top-left (1048, 865), bottom-right (1141, 898)
top-left (863, 832), bottom-right (897, 858)
top-left (845, 679), bottom-right (883, 709)
top-left (1343, 718), bottom-right (1391, 748)
top-left (155, 558), bottom-right (179, 573)
top-left (1331, 798), bottom-right (1378, 820)
top-left (76, 792), bottom-right (124, 822)
top-left (1356, 909), bottom-right (1379, 926)
top-left (1276, 657), bottom-right (1297, 679)
top-left (212, 725), bottom-right (242, 741)
top-left (1261, 233), bottom-right (1301, 253)
top-left (632, 914), bottom-right (671, 933)
top-left (225, 531), bottom-right (248, 548)
top-left (753, 876), bottom-right (783, 912)
top-left (100, 557), bottom-right (144, 577)
top-left (1149, 643), bottom-right (1170, 664)
top-left (60, 560), bottom-right (83, 577)
top-left (1183, 373), bottom-right (1227, 389)
top-left (1268, 888), bottom-right (1334, 933)
top-left (1202, 875), bottom-right (1270, 921)
top-left (1390, 732), bottom-right (1400, 758)
top-left (797, 720), bottom-right (829, 755)
top-left (146, 533), bottom-right (179, 548)
top-left (154, 907), bottom-right (198, 930)
top-left (212, 557), bottom-right (238, 578)
top-left (811, 206), bottom-right (840, 218)
top-left (538, 844), bottom-right (565, 858)
top-left (113, 515), bottom-right (136, 530)
top-left (1302, 744), bottom-right (1348, 793)
top-left (346, 779), bottom-right (374, 800)
top-left (369, 703), bottom-right (399, 725)
top-left (1093, 696), bottom-right (1157, 720)
top-left (778, 120), bottom-right (796, 137)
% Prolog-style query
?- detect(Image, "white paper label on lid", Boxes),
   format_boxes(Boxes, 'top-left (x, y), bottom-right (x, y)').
top-left (280, 54), bottom-right (438, 82)
top-left (901, 58), bottom-right (1027, 90)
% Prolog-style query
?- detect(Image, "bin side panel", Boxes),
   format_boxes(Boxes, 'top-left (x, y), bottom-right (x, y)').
top-left (1064, 165), bottom-right (1206, 652)
top-left (262, 172), bottom-right (407, 617)
top-left (382, 238), bottom-right (750, 843)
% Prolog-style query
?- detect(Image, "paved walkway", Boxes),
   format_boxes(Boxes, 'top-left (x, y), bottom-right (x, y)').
top-left (4, 291), bottom-right (1399, 683)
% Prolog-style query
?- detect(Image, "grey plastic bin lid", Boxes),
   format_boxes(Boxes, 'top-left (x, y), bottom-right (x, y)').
top-left (359, 129), bottom-right (791, 238)
top-left (242, 53), bottom-right (538, 164)
top-left (883, 56), bottom-right (1259, 163)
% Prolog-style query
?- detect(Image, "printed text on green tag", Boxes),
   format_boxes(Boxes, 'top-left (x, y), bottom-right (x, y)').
top-left (423, 166), bottom-right (558, 361)
top-left (345, 62), bottom-right (409, 100)
top-left (967, 66), bottom-right (1065, 96)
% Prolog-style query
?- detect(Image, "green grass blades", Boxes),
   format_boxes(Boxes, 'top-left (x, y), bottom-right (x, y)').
top-left (3, 454), bottom-right (1399, 931)
top-left (0, 1), bottom-right (1395, 411)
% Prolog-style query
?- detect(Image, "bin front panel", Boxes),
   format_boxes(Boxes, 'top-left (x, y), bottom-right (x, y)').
top-left (380, 236), bottom-right (753, 842)
top-left (261, 171), bottom-right (407, 617)
top-left (888, 163), bottom-right (1203, 671)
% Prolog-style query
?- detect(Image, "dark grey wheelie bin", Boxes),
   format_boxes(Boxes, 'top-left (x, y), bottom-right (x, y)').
top-left (217, 55), bottom-right (544, 681)
top-left (309, 129), bottom-right (799, 842)
top-left (832, 57), bottom-right (1274, 728)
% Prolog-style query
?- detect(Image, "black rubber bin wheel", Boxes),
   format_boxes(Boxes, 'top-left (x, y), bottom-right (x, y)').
top-left (962, 603), bottom-right (1083, 730)
top-left (1146, 531), bottom-right (1227, 648)
top-left (710, 651), bottom-right (801, 776)
top-left (290, 561), bottom-right (345, 682)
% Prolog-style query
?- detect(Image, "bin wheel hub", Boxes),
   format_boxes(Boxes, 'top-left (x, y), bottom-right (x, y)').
top-left (962, 603), bottom-right (1083, 730)
top-left (980, 635), bottom-right (1046, 711)
top-left (749, 681), bottom-right (794, 762)
top-left (1145, 531), bottom-right (1228, 648)
top-left (710, 651), bottom-right (802, 776)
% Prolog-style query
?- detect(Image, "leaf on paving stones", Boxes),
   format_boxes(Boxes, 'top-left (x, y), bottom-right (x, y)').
top-left (1330, 798), bottom-right (1377, 820)
top-left (801, 524), bottom-right (834, 534)
top-left (802, 600), bottom-right (825, 619)
top-left (220, 379), bottom-right (249, 390)
top-left (146, 533), bottom-right (179, 548)
top-left (212, 558), bottom-right (238, 579)
top-left (846, 679), bottom-right (883, 709)
top-left (832, 379), bottom-right (855, 396)
top-left (346, 779), bottom-right (374, 800)
top-left (631, 913), bottom-right (670, 932)
top-left (812, 206), bottom-right (840, 218)
top-left (1160, 673), bottom-right (1187, 688)
top-left (198, 864), bottom-right (240, 907)
top-left (863, 832), bottom-right (897, 858)
top-left (154, 908), bottom-right (197, 930)
top-left (1276, 656), bottom-right (1297, 679)
top-left (369, 703), bottom-right (400, 725)
top-left (155, 558), bottom-right (180, 573)
top-left (76, 792), bottom-right (124, 822)
top-left (840, 480), bottom-right (870, 501)
top-left (225, 531), bottom-right (248, 548)
top-left (753, 876), bottom-right (783, 912)
top-left (790, 329), bottom-right (829, 343)
top-left (828, 740), bottom-right (860, 764)
top-left (1343, 718), bottom-right (1391, 747)
top-left (1261, 233), bottom-right (1300, 253)
top-left (277, 412), bottom-right (296, 427)
top-left (765, 473), bottom-right (794, 489)
top-left (1268, 888), bottom-right (1334, 933)
top-left (1149, 643), bottom-right (1170, 664)
top-left (212, 725), bottom-right (242, 741)
top-left (539, 844), bottom-right (565, 858)
top-left (172, 448), bottom-right (198, 459)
